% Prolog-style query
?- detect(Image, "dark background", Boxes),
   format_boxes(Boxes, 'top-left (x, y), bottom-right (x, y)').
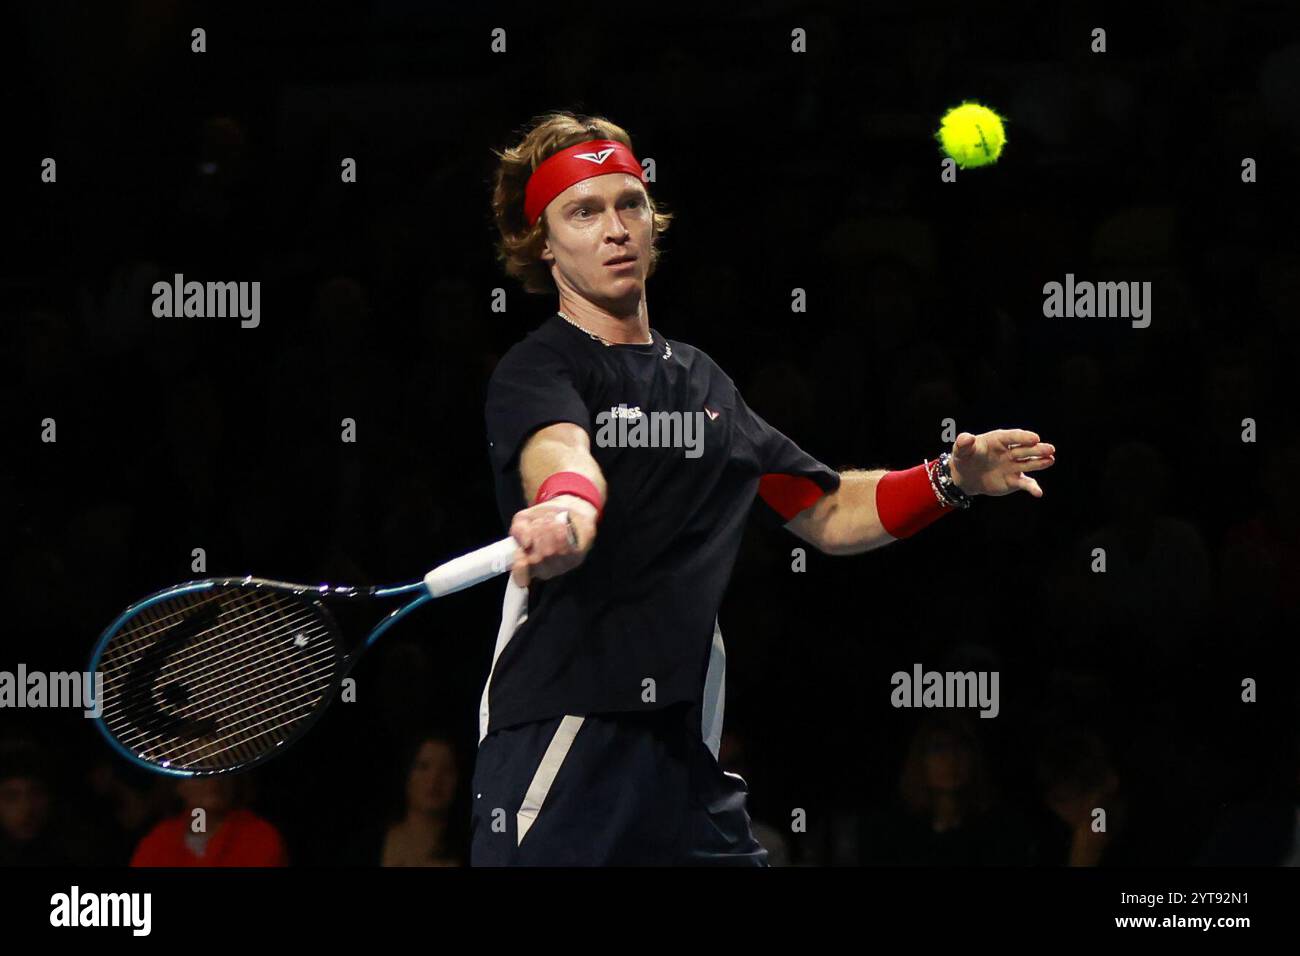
top-left (2, 0), bottom-right (1299, 866)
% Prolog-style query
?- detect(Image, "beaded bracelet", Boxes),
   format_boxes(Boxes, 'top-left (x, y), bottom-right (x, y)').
top-left (925, 452), bottom-right (973, 510)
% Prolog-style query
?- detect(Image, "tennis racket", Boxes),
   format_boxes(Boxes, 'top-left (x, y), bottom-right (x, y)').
top-left (88, 536), bottom-right (519, 777)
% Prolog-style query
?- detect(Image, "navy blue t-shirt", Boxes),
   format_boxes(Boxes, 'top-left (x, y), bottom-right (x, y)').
top-left (481, 313), bottom-right (840, 732)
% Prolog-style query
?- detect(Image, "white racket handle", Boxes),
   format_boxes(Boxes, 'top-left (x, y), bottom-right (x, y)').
top-left (423, 536), bottom-right (519, 598)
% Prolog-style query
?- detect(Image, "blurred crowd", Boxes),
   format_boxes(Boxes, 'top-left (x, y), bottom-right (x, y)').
top-left (3, 716), bottom-right (1299, 866)
top-left (0, 732), bottom-right (466, 866)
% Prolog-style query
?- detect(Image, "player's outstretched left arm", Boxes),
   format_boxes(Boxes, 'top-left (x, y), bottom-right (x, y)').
top-left (784, 429), bottom-right (1056, 556)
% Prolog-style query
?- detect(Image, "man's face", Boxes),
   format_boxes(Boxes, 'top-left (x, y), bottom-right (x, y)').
top-left (540, 173), bottom-right (652, 313)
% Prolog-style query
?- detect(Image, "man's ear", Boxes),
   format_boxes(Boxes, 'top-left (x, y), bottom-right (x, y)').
top-left (539, 221), bottom-right (554, 263)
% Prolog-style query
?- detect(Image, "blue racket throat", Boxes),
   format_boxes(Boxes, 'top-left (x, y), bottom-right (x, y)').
top-left (88, 537), bottom-right (516, 777)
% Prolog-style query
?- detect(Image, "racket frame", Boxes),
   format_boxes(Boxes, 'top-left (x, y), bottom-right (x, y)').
top-left (88, 576), bottom-right (430, 777)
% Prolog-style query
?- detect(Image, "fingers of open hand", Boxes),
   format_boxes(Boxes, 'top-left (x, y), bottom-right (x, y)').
top-left (1011, 453), bottom-right (1056, 474)
top-left (1009, 441), bottom-right (1056, 462)
top-left (999, 428), bottom-right (1040, 447)
top-left (1012, 473), bottom-right (1044, 497)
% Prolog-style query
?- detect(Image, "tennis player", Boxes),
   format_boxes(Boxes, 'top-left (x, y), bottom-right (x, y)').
top-left (473, 111), bottom-right (1056, 865)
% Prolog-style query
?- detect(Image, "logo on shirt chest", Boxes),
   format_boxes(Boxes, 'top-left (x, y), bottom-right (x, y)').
top-left (595, 403), bottom-right (714, 459)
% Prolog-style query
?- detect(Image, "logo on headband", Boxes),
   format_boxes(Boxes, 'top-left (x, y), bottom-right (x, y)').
top-left (574, 147), bottom-right (617, 165)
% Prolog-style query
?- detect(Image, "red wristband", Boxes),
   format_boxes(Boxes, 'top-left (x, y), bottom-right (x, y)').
top-left (875, 461), bottom-right (953, 539)
top-left (534, 471), bottom-right (604, 521)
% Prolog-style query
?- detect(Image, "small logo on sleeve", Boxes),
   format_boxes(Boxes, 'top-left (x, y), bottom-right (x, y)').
top-left (704, 405), bottom-right (720, 421)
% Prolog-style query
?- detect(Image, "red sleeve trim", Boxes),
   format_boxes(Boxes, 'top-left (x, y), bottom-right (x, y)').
top-left (758, 473), bottom-right (828, 521)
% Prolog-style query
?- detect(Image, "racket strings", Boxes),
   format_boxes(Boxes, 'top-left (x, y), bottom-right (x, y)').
top-left (112, 600), bottom-right (334, 722)
top-left (98, 587), bottom-right (341, 771)
top-left (97, 589), bottom-right (315, 679)
top-left (149, 633), bottom-right (335, 745)
top-left (103, 591), bottom-right (325, 716)
top-left (103, 597), bottom-right (335, 769)
top-left (114, 640), bottom-right (335, 757)
top-left (107, 588), bottom-right (335, 707)
top-left (167, 683), bottom-right (334, 767)
top-left (155, 643), bottom-right (336, 731)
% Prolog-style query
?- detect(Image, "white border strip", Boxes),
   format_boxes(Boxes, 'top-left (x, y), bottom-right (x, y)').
top-left (478, 577), bottom-right (530, 744)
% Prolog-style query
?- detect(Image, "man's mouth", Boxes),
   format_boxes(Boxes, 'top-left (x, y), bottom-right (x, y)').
top-left (605, 255), bottom-right (637, 266)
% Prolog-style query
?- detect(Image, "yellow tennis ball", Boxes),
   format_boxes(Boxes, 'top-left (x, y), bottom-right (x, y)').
top-left (936, 102), bottom-right (1007, 169)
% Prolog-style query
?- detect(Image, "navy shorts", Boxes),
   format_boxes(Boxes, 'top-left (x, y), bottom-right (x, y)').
top-left (470, 702), bottom-right (768, 866)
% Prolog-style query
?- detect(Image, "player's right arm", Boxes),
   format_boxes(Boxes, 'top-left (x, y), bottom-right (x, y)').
top-left (509, 422), bottom-right (606, 586)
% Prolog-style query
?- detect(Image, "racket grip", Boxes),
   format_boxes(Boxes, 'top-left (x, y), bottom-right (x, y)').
top-left (423, 537), bottom-right (519, 598)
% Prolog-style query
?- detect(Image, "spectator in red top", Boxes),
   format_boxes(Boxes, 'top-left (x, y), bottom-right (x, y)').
top-left (131, 775), bottom-right (287, 867)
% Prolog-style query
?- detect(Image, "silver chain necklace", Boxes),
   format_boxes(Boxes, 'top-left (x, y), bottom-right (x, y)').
top-left (557, 310), bottom-right (653, 348)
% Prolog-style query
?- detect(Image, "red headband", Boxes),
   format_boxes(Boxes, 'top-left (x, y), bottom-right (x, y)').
top-left (524, 138), bottom-right (644, 227)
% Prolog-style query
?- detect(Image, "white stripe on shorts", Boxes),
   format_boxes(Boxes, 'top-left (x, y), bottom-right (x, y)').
top-left (516, 714), bottom-right (585, 846)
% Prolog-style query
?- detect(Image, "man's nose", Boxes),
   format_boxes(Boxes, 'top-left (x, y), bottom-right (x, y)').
top-left (602, 210), bottom-right (631, 237)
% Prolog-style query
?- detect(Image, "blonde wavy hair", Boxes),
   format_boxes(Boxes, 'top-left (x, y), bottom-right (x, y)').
top-left (490, 110), bottom-right (673, 295)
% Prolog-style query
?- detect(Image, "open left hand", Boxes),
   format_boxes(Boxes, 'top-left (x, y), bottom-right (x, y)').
top-left (949, 429), bottom-right (1056, 498)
